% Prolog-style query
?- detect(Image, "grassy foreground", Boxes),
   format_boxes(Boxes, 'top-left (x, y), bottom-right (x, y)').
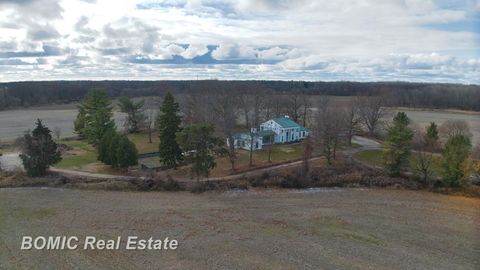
top-left (0, 188), bottom-right (478, 269)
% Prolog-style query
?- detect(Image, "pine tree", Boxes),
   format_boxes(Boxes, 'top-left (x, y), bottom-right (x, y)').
top-left (425, 122), bottom-right (439, 148)
top-left (108, 133), bottom-right (121, 167)
top-left (383, 112), bottom-right (413, 176)
top-left (74, 106), bottom-right (86, 138)
top-left (176, 124), bottom-right (226, 180)
top-left (78, 88), bottom-right (115, 145)
top-left (441, 135), bottom-right (471, 186)
top-left (116, 135), bottom-right (138, 168)
top-left (426, 122), bottom-right (439, 141)
top-left (158, 92), bottom-right (183, 169)
top-left (97, 129), bottom-right (115, 164)
top-left (20, 119), bottom-right (62, 176)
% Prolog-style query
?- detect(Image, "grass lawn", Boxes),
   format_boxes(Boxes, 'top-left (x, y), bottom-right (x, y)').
top-left (169, 143), bottom-right (306, 179)
top-left (55, 140), bottom-right (98, 170)
top-left (127, 132), bottom-right (159, 154)
top-left (56, 133), bottom-right (158, 170)
top-left (353, 149), bottom-right (443, 176)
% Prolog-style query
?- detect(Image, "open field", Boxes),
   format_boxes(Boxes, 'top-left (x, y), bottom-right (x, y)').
top-left (386, 108), bottom-right (480, 145)
top-left (353, 149), bottom-right (443, 176)
top-left (0, 188), bottom-right (478, 269)
top-left (1, 101), bottom-right (478, 145)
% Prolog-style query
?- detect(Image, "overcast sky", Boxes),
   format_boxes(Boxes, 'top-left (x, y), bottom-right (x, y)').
top-left (0, 0), bottom-right (478, 83)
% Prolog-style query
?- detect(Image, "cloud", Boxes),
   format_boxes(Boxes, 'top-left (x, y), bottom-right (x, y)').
top-left (0, 0), bottom-right (478, 83)
top-left (180, 44), bottom-right (208, 59)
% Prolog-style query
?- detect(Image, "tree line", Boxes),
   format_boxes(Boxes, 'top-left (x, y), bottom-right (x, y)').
top-left (1, 80), bottom-right (479, 111)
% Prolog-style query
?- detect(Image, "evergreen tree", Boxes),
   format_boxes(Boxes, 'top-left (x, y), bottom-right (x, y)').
top-left (78, 88), bottom-right (115, 145)
top-left (20, 119), bottom-right (62, 176)
top-left (118, 96), bottom-right (146, 133)
top-left (116, 135), bottom-right (138, 168)
top-left (108, 133), bottom-right (121, 167)
top-left (176, 124), bottom-right (226, 180)
top-left (425, 122), bottom-right (439, 141)
top-left (425, 122), bottom-right (439, 148)
top-left (97, 129), bottom-right (115, 164)
top-left (74, 106), bottom-right (86, 138)
top-left (158, 92), bottom-right (183, 169)
top-left (441, 135), bottom-right (471, 186)
top-left (383, 112), bottom-right (413, 176)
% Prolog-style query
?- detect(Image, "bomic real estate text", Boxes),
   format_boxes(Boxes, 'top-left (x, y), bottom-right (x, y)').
top-left (21, 236), bottom-right (178, 250)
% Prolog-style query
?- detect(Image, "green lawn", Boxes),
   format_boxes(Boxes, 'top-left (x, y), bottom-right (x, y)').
top-left (127, 132), bottom-right (159, 154)
top-left (56, 134), bottom-right (158, 170)
top-left (55, 140), bottom-right (98, 169)
top-left (353, 149), bottom-right (443, 176)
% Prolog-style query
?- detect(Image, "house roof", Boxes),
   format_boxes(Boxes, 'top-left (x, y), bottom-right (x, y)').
top-left (272, 117), bottom-right (301, 128)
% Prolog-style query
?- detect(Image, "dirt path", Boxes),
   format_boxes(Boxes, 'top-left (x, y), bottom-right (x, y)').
top-left (1, 188), bottom-right (478, 269)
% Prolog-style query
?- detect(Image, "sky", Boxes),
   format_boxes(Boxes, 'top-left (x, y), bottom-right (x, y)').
top-left (0, 0), bottom-right (479, 83)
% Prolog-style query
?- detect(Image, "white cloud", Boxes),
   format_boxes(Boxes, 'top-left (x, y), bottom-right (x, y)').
top-left (180, 43), bottom-right (208, 59)
top-left (0, 0), bottom-right (478, 83)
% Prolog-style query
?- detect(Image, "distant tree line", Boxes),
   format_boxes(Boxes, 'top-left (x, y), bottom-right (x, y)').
top-left (1, 80), bottom-right (479, 111)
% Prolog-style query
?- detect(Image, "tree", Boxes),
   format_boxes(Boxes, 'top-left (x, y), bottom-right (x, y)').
top-left (383, 112), bottom-right (413, 176)
top-left (118, 96), bottom-right (146, 133)
top-left (53, 126), bottom-right (61, 142)
top-left (210, 87), bottom-right (238, 170)
top-left (441, 135), bottom-right (471, 186)
top-left (116, 135), bottom-right (138, 169)
top-left (145, 110), bottom-right (156, 144)
top-left (158, 92), bottom-right (183, 169)
top-left (424, 122), bottom-right (439, 150)
top-left (425, 122), bottom-right (439, 142)
top-left (176, 124), bottom-right (226, 180)
top-left (343, 99), bottom-right (361, 146)
top-left (97, 129), bottom-right (116, 165)
top-left (314, 96), bottom-right (343, 165)
top-left (302, 136), bottom-right (313, 178)
top-left (300, 95), bottom-right (311, 127)
top-left (439, 120), bottom-right (472, 143)
top-left (357, 96), bottom-right (386, 137)
top-left (98, 131), bottom-right (138, 169)
top-left (74, 106), bottom-right (86, 138)
top-left (78, 88), bottom-right (115, 145)
top-left (19, 119), bottom-right (61, 176)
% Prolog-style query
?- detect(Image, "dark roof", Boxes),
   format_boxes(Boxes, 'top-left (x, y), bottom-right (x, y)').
top-left (272, 117), bottom-right (301, 128)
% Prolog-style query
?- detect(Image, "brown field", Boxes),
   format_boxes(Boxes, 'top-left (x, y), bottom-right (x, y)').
top-left (0, 188), bottom-right (478, 270)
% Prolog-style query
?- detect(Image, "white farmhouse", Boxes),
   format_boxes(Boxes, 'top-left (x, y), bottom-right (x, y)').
top-left (228, 116), bottom-right (309, 151)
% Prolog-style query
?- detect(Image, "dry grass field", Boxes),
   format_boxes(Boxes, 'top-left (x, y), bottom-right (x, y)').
top-left (0, 188), bottom-right (478, 270)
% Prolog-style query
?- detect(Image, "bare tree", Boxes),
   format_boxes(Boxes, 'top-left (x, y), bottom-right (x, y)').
top-left (314, 96), bottom-right (344, 164)
top-left (343, 99), bottom-right (361, 146)
top-left (413, 149), bottom-right (434, 184)
top-left (439, 120), bottom-right (472, 143)
top-left (356, 96), bottom-right (386, 137)
top-left (146, 110), bottom-right (156, 144)
top-left (252, 89), bottom-right (266, 128)
top-left (302, 136), bottom-right (313, 177)
top-left (208, 84), bottom-right (239, 170)
top-left (53, 126), bottom-right (61, 142)
top-left (300, 95), bottom-right (311, 127)
top-left (287, 92), bottom-right (301, 122)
